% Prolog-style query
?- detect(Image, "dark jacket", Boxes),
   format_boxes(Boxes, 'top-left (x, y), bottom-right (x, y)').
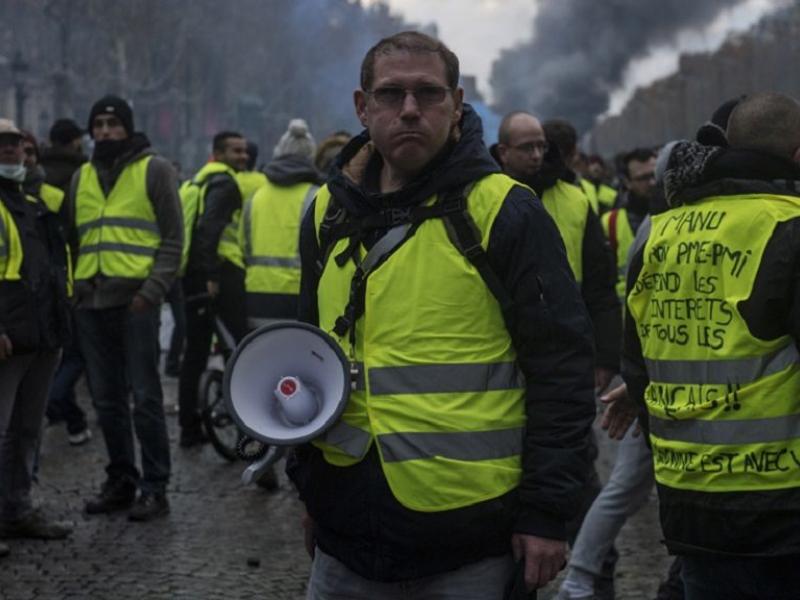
top-left (0, 176), bottom-right (70, 352)
top-left (289, 105), bottom-right (596, 581)
top-left (39, 145), bottom-right (87, 192)
top-left (185, 167), bottom-right (241, 285)
top-left (66, 133), bottom-right (183, 308)
top-left (623, 142), bottom-right (800, 557)
top-left (519, 146), bottom-right (621, 371)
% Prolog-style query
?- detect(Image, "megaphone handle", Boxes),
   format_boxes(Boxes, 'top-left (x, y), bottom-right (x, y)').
top-left (241, 445), bottom-right (287, 485)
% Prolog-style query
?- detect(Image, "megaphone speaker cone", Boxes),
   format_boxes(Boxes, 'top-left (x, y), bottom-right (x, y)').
top-left (224, 321), bottom-right (351, 446)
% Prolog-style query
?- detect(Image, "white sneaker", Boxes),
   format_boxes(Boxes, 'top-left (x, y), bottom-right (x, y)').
top-left (68, 428), bottom-right (92, 446)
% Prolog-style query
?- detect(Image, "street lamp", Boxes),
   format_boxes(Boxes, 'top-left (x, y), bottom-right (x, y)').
top-left (10, 51), bottom-right (29, 127)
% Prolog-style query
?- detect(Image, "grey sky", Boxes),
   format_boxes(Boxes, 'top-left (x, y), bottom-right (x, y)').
top-left (376, 0), bottom-right (783, 108)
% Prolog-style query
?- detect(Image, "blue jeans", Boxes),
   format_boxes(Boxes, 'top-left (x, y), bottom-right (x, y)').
top-left (682, 554), bottom-right (800, 600)
top-left (76, 305), bottom-right (170, 493)
top-left (46, 320), bottom-right (87, 435)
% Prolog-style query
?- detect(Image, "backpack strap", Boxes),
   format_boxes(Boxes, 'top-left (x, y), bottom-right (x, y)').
top-left (323, 183), bottom-right (516, 340)
top-left (439, 185), bottom-right (515, 322)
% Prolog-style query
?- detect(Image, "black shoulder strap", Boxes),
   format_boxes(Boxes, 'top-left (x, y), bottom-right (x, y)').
top-left (440, 185), bottom-right (515, 321)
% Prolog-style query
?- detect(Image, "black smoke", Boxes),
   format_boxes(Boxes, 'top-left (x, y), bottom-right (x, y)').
top-left (490, 0), bottom-right (747, 133)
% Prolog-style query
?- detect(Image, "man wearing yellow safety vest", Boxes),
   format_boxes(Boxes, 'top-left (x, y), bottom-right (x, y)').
top-left (0, 119), bottom-right (72, 552)
top-left (623, 92), bottom-right (800, 599)
top-left (584, 156), bottom-right (618, 215)
top-left (67, 96), bottom-right (183, 522)
top-left (288, 32), bottom-right (596, 598)
top-left (495, 111), bottom-right (621, 598)
top-left (240, 118), bottom-right (322, 328)
top-left (601, 148), bottom-right (658, 301)
top-left (178, 131), bottom-right (249, 448)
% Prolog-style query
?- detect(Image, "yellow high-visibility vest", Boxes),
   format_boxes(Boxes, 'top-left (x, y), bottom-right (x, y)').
top-left (241, 178), bottom-right (317, 300)
top-left (628, 194), bottom-right (800, 493)
top-left (74, 156), bottom-right (159, 280)
top-left (312, 173), bottom-right (526, 512)
top-left (541, 180), bottom-right (589, 283)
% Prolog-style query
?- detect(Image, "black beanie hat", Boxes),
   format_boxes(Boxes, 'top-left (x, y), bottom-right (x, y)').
top-left (695, 95), bottom-right (746, 147)
top-left (88, 95), bottom-right (134, 137)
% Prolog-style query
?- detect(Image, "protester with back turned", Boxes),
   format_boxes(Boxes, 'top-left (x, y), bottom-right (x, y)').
top-left (0, 119), bottom-right (72, 554)
top-left (288, 31), bottom-right (595, 599)
top-left (240, 118), bottom-right (322, 329)
top-left (178, 131), bottom-right (248, 448)
top-left (621, 91), bottom-right (800, 599)
top-left (68, 95), bottom-right (182, 521)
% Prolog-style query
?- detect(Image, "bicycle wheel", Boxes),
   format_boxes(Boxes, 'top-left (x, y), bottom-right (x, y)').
top-left (200, 368), bottom-right (241, 462)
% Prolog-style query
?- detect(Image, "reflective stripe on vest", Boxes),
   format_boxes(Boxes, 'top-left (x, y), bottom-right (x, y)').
top-left (541, 180), bottom-right (589, 283)
top-left (602, 208), bottom-right (635, 300)
top-left (242, 182), bottom-right (317, 296)
top-left (627, 194), bottom-right (800, 493)
top-left (74, 156), bottom-right (159, 280)
top-left (312, 173), bottom-right (526, 512)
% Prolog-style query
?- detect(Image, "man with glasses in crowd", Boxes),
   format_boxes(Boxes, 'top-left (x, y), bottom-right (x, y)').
top-left (289, 31), bottom-right (596, 599)
top-left (601, 148), bottom-right (659, 300)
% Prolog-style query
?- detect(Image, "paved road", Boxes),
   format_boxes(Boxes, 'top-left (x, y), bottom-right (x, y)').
top-left (1, 358), bottom-right (672, 599)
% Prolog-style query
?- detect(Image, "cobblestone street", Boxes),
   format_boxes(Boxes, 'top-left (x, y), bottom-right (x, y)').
top-left (1, 334), bottom-right (672, 599)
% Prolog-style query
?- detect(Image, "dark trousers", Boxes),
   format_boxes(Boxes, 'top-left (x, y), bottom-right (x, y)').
top-left (178, 262), bottom-right (246, 433)
top-left (46, 313), bottom-right (87, 434)
top-left (0, 349), bottom-right (61, 521)
top-left (75, 305), bottom-right (170, 493)
top-left (682, 554), bottom-right (800, 600)
top-left (165, 279), bottom-right (186, 372)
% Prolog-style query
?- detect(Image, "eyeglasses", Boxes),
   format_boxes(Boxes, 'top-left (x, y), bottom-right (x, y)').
top-left (630, 172), bottom-right (656, 183)
top-left (366, 85), bottom-right (451, 109)
top-left (511, 141), bottom-right (549, 154)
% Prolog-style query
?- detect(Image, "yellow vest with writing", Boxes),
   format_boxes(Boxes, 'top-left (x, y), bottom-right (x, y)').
top-left (313, 173), bottom-right (526, 512)
top-left (241, 179), bottom-right (317, 297)
top-left (627, 194), bottom-right (800, 493)
top-left (541, 180), bottom-right (588, 283)
top-left (74, 157), bottom-right (159, 280)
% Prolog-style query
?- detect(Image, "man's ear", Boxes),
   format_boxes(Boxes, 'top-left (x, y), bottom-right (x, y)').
top-left (452, 86), bottom-right (464, 125)
top-left (792, 146), bottom-right (800, 166)
top-left (496, 144), bottom-right (509, 168)
top-left (354, 90), bottom-right (368, 128)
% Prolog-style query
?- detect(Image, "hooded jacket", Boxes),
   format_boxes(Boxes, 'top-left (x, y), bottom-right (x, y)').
top-left (513, 145), bottom-right (621, 371)
top-left (289, 105), bottom-right (596, 581)
top-left (623, 141), bottom-right (800, 556)
top-left (66, 133), bottom-right (182, 308)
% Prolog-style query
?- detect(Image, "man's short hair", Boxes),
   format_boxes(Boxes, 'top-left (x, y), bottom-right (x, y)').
top-left (360, 31), bottom-right (459, 91)
top-left (622, 148), bottom-right (657, 177)
top-left (727, 92), bottom-right (800, 161)
top-left (543, 119), bottom-right (578, 159)
top-left (213, 131), bottom-right (244, 153)
top-left (497, 111), bottom-right (534, 146)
